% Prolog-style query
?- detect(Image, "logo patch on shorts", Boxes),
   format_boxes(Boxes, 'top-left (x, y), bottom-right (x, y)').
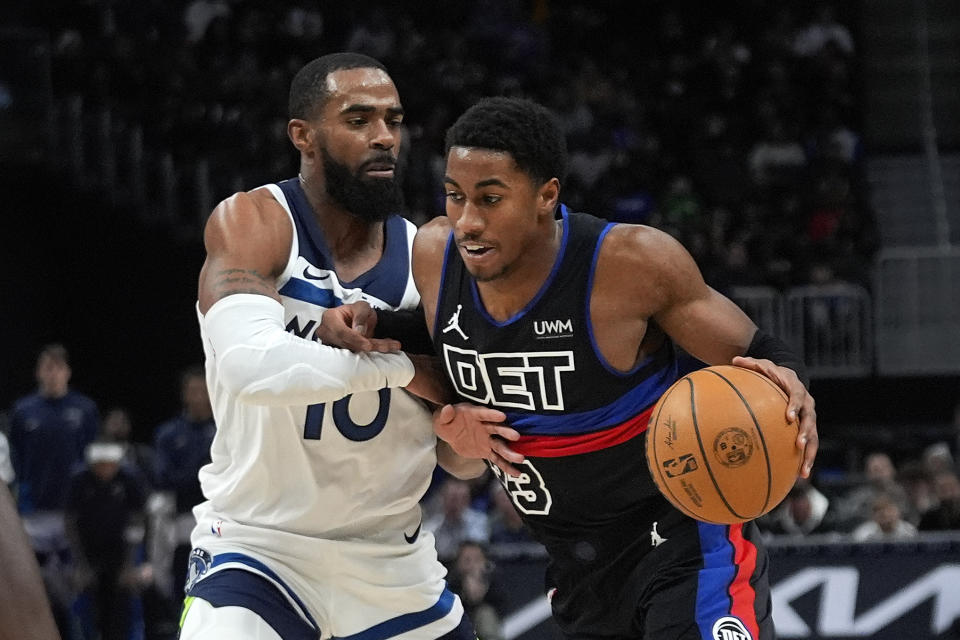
top-left (712, 616), bottom-right (752, 640)
top-left (184, 548), bottom-right (212, 594)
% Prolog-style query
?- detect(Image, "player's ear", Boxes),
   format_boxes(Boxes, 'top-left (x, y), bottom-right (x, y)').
top-left (537, 178), bottom-right (560, 216)
top-left (288, 119), bottom-right (314, 155)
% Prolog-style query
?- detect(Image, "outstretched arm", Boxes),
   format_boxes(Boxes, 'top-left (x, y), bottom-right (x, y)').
top-left (197, 190), bottom-right (415, 405)
top-left (597, 225), bottom-right (817, 477)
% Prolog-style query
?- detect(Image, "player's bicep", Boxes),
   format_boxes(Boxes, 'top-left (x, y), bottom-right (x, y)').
top-left (647, 233), bottom-right (756, 364)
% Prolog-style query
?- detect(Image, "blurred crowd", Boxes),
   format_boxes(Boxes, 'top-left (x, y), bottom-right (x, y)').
top-left (22, 0), bottom-right (877, 292)
top-left (4, 343), bottom-right (960, 640)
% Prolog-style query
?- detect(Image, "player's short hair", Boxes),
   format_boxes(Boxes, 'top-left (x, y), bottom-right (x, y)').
top-left (444, 96), bottom-right (568, 186)
top-left (288, 52), bottom-right (389, 120)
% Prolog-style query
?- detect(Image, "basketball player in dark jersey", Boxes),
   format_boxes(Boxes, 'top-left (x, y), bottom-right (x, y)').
top-left (320, 97), bottom-right (817, 640)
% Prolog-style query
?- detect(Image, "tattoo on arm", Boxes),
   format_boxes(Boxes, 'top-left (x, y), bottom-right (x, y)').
top-left (211, 268), bottom-right (275, 301)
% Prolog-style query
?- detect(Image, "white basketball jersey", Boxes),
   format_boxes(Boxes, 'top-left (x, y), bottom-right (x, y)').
top-left (192, 179), bottom-right (438, 568)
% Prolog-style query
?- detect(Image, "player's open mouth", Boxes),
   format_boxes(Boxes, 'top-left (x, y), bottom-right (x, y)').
top-left (460, 243), bottom-right (492, 257)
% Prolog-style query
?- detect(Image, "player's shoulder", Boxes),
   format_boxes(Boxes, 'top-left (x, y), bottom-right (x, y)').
top-left (414, 215), bottom-right (451, 245)
top-left (600, 222), bottom-right (689, 268)
top-left (210, 187), bottom-right (287, 229)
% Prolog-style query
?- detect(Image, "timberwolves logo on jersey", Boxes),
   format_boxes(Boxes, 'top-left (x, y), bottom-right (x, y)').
top-left (441, 344), bottom-right (575, 411)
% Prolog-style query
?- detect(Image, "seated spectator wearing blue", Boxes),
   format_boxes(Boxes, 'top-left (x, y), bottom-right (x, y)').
top-left (66, 441), bottom-right (148, 640)
top-left (8, 343), bottom-right (100, 639)
top-left (152, 365), bottom-right (215, 602)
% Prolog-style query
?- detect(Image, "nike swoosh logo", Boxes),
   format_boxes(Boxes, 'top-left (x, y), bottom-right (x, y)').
top-left (404, 521), bottom-right (422, 544)
top-left (302, 266), bottom-right (331, 281)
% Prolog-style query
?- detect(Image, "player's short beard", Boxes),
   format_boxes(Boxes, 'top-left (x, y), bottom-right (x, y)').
top-left (321, 148), bottom-right (404, 223)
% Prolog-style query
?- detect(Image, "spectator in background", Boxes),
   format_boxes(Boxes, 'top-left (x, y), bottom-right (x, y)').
top-left (102, 406), bottom-right (156, 489)
top-left (851, 490), bottom-right (918, 542)
top-left (8, 343), bottom-right (100, 639)
top-left (152, 366), bottom-right (215, 602)
top-left (759, 478), bottom-right (840, 539)
top-left (448, 540), bottom-right (504, 640)
top-left (447, 541), bottom-right (505, 640)
top-left (835, 451), bottom-right (909, 531)
top-left (898, 460), bottom-right (937, 526)
top-left (793, 3), bottom-right (855, 58)
top-left (65, 440), bottom-right (148, 640)
top-left (424, 477), bottom-right (489, 565)
top-left (918, 470), bottom-right (960, 531)
top-left (0, 428), bottom-right (14, 487)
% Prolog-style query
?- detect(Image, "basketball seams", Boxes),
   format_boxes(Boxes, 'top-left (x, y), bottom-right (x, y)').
top-left (647, 379), bottom-right (705, 522)
top-left (690, 372), bottom-right (748, 522)
top-left (703, 368), bottom-right (773, 518)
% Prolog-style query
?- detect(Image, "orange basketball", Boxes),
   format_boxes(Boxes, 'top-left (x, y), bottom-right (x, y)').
top-left (645, 365), bottom-right (803, 524)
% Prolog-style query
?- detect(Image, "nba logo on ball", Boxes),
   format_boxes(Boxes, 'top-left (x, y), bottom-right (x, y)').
top-left (712, 616), bottom-right (752, 640)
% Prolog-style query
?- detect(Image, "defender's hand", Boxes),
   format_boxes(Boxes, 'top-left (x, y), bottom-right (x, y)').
top-left (434, 403), bottom-right (524, 477)
top-left (732, 356), bottom-right (818, 478)
top-left (317, 301), bottom-right (400, 353)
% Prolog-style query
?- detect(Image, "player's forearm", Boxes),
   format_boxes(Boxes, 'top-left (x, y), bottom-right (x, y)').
top-left (203, 294), bottom-right (415, 406)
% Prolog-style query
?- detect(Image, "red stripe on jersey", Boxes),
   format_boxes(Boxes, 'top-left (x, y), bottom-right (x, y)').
top-left (727, 523), bottom-right (760, 639)
top-left (511, 405), bottom-right (653, 458)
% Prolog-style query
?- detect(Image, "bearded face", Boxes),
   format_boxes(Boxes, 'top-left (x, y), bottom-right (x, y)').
top-left (321, 147), bottom-right (404, 223)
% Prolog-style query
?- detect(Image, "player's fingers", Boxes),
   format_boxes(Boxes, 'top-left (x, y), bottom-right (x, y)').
top-left (364, 337), bottom-right (402, 353)
top-left (797, 405), bottom-right (818, 479)
top-left (492, 439), bottom-right (525, 464)
top-left (351, 302), bottom-right (378, 337)
top-left (488, 452), bottom-right (521, 478)
top-left (489, 425), bottom-right (521, 441)
top-left (436, 404), bottom-right (456, 426)
top-left (481, 408), bottom-right (507, 422)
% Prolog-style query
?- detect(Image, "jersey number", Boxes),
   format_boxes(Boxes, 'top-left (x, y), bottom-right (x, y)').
top-left (491, 459), bottom-right (553, 515)
top-left (303, 389), bottom-right (391, 442)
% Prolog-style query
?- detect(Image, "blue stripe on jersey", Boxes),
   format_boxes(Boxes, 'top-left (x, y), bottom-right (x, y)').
top-left (332, 586), bottom-right (457, 640)
top-left (695, 522), bottom-right (736, 639)
top-left (209, 552), bottom-right (319, 631)
top-left (502, 360), bottom-right (677, 435)
top-left (586, 222), bottom-right (652, 377)
top-left (277, 179), bottom-right (411, 308)
top-left (471, 204), bottom-right (571, 327)
top-left (278, 278), bottom-right (343, 308)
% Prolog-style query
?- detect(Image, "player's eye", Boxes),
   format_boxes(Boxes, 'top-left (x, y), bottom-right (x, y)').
top-left (445, 191), bottom-right (464, 202)
top-left (483, 194), bottom-right (502, 205)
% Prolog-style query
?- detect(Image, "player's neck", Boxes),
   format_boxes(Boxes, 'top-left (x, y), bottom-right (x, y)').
top-left (301, 176), bottom-right (386, 276)
top-left (475, 218), bottom-right (562, 322)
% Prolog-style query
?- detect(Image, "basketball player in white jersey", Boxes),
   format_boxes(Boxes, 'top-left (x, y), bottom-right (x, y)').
top-left (180, 53), bottom-right (521, 640)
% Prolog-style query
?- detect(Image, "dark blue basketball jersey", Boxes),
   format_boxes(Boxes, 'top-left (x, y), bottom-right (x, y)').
top-left (433, 206), bottom-right (772, 639)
